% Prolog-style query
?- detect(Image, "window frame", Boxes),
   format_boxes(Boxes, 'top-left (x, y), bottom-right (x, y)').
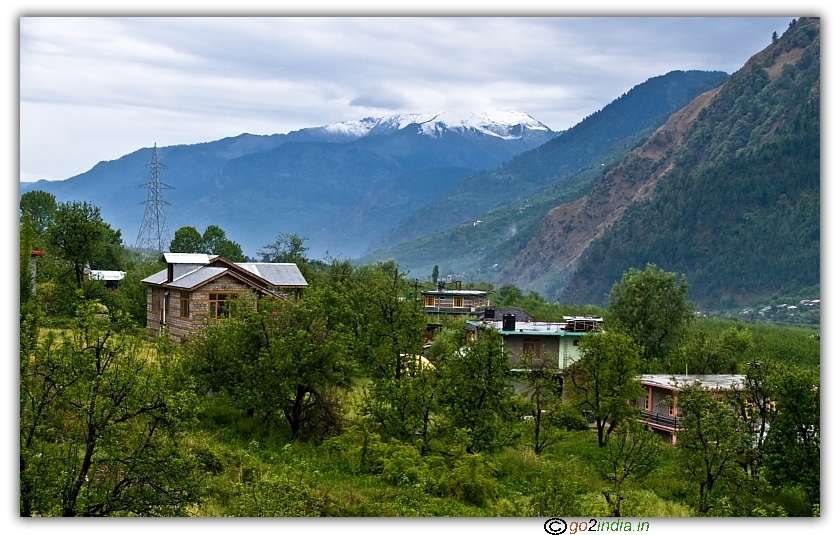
top-left (180, 291), bottom-right (190, 318)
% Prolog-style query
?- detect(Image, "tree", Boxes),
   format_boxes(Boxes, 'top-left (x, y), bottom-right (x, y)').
top-left (20, 189), bottom-right (57, 239)
top-left (169, 226), bottom-right (205, 253)
top-left (169, 224), bottom-right (246, 261)
top-left (772, 31), bottom-right (779, 43)
top-left (607, 264), bottom-right (694, 371)
top-left (46, 201), bottom-right (113, 288)
top-left (596, 420), bottom-right (662, 517)
top-left (437, 326), bottom-right (515, 453)
top-left (677, 325), bottom-right (754, 375)
top-left (20, 299), bottom-right (200, 516)
top-left (202, 224), bottom-right (246, 261)
top-left (676, 382), bottom-right (750, 515)
top-left (259, 233), bottom-right (310, 264)
top-left (348, 261), bottom-right (427, 381)
top-left (431, 265), bottom-right (439, 284)
top-left (189, 290), bottom-right (353, 439)
top-left (764, 365), bottom-right (820, 507)
top-left (517, 352), bottom-right (573, 454)
top-left (569, 331), bottom-right (643, 447)
top-left (20, 213), bottom-right (37, 303)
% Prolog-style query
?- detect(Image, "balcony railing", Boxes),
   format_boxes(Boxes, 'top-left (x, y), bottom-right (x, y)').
top-left (639, 409), bottom-right (679, 430)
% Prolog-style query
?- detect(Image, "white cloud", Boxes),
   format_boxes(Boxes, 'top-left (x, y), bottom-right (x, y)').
top-left (19, 16), bottom-right (794, 182)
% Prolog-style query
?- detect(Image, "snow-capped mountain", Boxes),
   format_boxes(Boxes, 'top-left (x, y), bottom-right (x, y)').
top-left (317, 111), bottom-right (556, 141)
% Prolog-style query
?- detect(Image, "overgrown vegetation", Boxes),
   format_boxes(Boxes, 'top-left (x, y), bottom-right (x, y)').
top-left (20, 210), bottom-right (820, 516)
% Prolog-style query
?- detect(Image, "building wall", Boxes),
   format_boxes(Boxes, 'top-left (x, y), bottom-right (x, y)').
top-left (424, 295), bottom-right (488, 311)
top-left (146, 274), bottom-right (259, 341)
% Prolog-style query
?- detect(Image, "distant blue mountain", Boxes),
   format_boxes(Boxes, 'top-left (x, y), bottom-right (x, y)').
top-left (21, 111), bottom-right (559, 257)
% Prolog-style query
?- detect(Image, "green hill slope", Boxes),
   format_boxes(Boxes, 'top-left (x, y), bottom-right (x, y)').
top-left (559, 17), bottom-right (820, 308)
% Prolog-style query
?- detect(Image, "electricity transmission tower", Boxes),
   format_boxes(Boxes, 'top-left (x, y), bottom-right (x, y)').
top-left (135, 143), bottom-right (173, 252)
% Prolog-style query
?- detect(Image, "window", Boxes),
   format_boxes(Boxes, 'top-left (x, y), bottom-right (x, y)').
top-left (453, 296), bottom-right (464, 308)
top-left (668, 400), bottom-right (675, 416)
top-left (425, 296), bottom-right (435, 307)
top-left (181, 291), bottom-right (190, 318)
top-left (209, 293), bottom-right (231, 318)
top-left (522, 338), bottom-right (542, 360)
top-left (644, 391), bottom-right (651, 411)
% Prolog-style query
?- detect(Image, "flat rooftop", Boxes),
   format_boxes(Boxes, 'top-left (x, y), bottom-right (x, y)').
top-left (641, 374), bottom-right (746, 391)
top-left (470, 320), bottom-right (588, 335)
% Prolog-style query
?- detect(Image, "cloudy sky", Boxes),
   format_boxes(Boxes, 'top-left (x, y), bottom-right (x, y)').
top-left (19, 15), bottom-right (795, 182)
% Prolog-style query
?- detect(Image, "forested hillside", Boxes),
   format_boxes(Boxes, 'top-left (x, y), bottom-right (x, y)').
top-left (560, 17), bottom-right (820, 308)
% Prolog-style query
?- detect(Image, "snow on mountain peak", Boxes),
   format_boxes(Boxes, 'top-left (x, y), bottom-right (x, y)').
top-left (321, 111), bottom-right (552, 140)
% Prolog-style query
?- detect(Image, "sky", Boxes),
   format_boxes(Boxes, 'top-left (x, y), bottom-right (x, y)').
top-left (18, 15), bottom-right (797, 183)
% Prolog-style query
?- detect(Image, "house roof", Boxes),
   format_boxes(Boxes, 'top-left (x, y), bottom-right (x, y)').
top-left (640, 374), bottom-right (746, 391)
top-left (468, 320), bottom-right (589, 336)
top-left (483, 307), bottom-right (535, 322)
top-left (89, 270), bottom-right (126, 281)
top-left (142, 256), bottom-right (308, 293)
top-left (163, 252), bottom-right (216, 264)
top-left (422, 290), bottom-right (489, 296)
top-left (237, 262), bottom-right (308, 287)
top-left (166, 267), bottom-right (227, 289)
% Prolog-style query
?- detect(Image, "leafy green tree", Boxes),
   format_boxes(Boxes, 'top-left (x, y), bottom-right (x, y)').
top-left (20, 299), bottom-right (200, 516)
top-left (169, 226), bottom-right (206, 253)
top-left (437, 326), bottom-right (515, 453)
top-left (764, 365), bottom-right (820, 507)
top-left (20, 189), bottom-right (57, 239)
top-left (676, 381), bottom-right (750, 515)
top-left (20, 213), bottom-right (37, 303)
top-left (431, 264), bottom-right (439, 284)
top-left (607, 263), bottom-right (694, 371)
top-left (202, 224), bottom-right (246, 261)
top-left (517, 352), bottom-right (569, 454)
top-left (675, 325), bottom-right (754, 374)
top-left (569, 331), bottom-right (644, 447)
top-left (363, 366), bottom-right (439, 453)
top-left (189, 290), bottom-right (353, 439)
top-left (348, 261), bottom-right (427, 380)
top-left (259, 232), bottom-right (309, 264)
top-left (596, 420), bottom-right (662, 517)
top-left (46, 201), bottom-right (114, 288)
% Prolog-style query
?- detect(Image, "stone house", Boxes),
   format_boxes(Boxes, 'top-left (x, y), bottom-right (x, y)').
top-left (141, 253), bottom-right (307, 341)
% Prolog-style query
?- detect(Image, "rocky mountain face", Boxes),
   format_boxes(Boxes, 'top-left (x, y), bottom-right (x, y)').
top-left (368, 70), bottom-right (729, 252)
top-left (511, 18), bottom-right (820, 308)
top-left (358, 70), bottom-right (730, 277)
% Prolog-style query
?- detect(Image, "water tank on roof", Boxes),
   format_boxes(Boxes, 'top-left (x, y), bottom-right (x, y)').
top-left (485, 307), bottom-right (496, 319)
top-left (502, 314), bottom-right (516, 331)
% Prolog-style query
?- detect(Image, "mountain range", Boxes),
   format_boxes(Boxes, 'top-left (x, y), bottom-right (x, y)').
top-left (21, 110), bottom-right (559, 258)
top-left (365, 17), bottom-right (820, 310)
top-left (20, 17), bottom-right (820, 310)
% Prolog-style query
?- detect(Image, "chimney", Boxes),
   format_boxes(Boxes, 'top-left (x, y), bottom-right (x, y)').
top-left (167, 262), bottom-right (174, 283)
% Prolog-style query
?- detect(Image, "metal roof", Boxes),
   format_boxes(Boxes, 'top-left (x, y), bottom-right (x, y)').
top-left (167, 267), bottom-right (227, 289)
top-left (422, 290), bottom-right (488, 296)
top-left (236, 262), bottom-right (308, 287)
top-left (163, 252), bottom-right (214, 264)
top-left (143, 261), bottom-right (308, 290)
top-left (89, 270), bottom-right (126, 281)
top-left (640, 374), bottom-right (746, 391)
top-left (141, 269), bottom-right (168, 284)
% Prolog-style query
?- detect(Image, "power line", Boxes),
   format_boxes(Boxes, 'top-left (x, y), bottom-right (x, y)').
top-left (135, 143), bottom-right (173, 252)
